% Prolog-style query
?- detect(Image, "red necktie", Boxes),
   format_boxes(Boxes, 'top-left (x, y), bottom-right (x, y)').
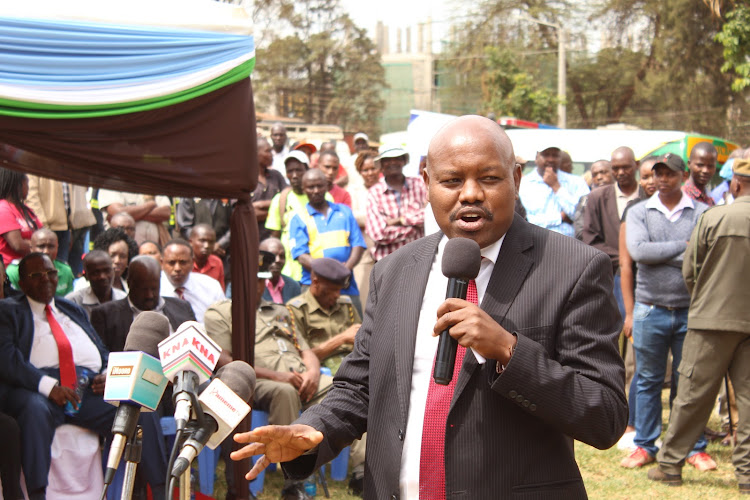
top-left (45, 304), bottom-right (76, 389)
top-left (419, 279), bottom-right (478, 499)
top-left (175, 287), bottom-right (185, 300)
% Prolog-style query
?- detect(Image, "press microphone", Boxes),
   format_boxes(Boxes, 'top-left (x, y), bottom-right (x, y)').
top-left (158, 321), bottom-right (222, 431)
top-left (170, 361), bottom-right (255, 478)
top-left (433, 237), bottom-right (482, 385)
top-left (103, 312), bottom-right (170, 485)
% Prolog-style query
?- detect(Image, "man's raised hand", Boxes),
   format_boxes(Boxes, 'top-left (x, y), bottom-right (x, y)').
top-left (231, 424), bottom-right (324, 480)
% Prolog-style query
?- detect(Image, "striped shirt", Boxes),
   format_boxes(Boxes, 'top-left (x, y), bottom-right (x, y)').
top-left (365, 177), bottom-right (428, 261)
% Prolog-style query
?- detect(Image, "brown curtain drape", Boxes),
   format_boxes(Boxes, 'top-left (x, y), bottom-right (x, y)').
top-left (0, 77), bottom-right (258, 498)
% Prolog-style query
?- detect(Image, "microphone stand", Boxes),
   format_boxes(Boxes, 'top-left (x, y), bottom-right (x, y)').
top-left (121, 426), bottom-right (143, 500)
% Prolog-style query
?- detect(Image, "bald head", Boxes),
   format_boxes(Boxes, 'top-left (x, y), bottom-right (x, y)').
top-left (259, 237), bottom-right (284, 254)
top-left (128, 255), bottom-right (161, 282)
top-left (690, 141), bottom-right (718, 160)
top-left (127, 255), bottom-right (161, 311)
top-left (30, 228), bottom-right (58, 260)
top-left (610, 146), bottom-right (638, 191)
top-left (110, 212), bottom-right (136, 240)
top-left (427, 115), bottom-right (516, 173)
top-left (302, 168), bottom-right (327, 184)
top-left (424, 115), bottom-right (520, 249)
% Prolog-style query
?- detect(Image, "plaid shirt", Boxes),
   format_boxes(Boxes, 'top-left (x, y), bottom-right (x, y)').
top-left (682, 178), bottom-right (715, 207)
top-left (365, 177), bottom-right (428, 261)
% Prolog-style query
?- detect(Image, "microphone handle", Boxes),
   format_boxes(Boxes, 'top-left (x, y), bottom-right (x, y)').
top-left (433, 277), bottom-right (469, 385)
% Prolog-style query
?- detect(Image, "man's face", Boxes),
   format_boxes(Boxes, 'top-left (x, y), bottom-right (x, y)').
top-left (654, 166), bottom-right (683, 197)
top-left (536, 148), bottom-right (561, 173)
top-left (85, 256), bottom-right (114, 297)
top-left (319, 155), bottom-right (339, 184)
top-left (111, 218), bottom-right (136, 240)
top-left (354, 139), bottom-right (369, 152)
top-left (311, 275), bottom-right (343, 310)
top-left (639, 161), bottom-right (657, 196)
top-left (128, 266), bottom-right (160, 311)
top-left (303, 175), bottom-right (328, 207)
top-left (591, 162), bottom-right (614, 188)
top-left (31, 233), bottom-right (58, 261)
top-left (139, 242), bottom-right (162, 264)
top-left (424, 127), bottom-right (521, 249)
top-left (610, 155), bottom-right (637, 188)
top-left (258, 141), bottom-right (273, 169)
top-left (19, 255), bottom-right (57, 304)
top-left (190, 227), bottom-right (215, 261)
top-left (162, 244), bottom-right (193, 287)
top-left (285, 160), bottom-right (307, 192)
top-left (270, 126), bottom-right (287, 150)
top-left (688, 150), bottom-right (717, 189)
top-left (260, 242), bottom-right (285, 280)
top-left (380, 156), bottom-right (406, 181)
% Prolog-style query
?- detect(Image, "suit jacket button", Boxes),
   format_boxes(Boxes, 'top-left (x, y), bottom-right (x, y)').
top-left (391, 495), bottom-right (398, 500)
top-left (530, 404), bottom-right (537, 412)
top-left (523, 399), bottom-right (530, 407)
top-left (516, 395), bottom-right (524, 403)
top-left (398, 429), bottom-right (404, 441)
top-left (509, 390), bottom-right (517, 398)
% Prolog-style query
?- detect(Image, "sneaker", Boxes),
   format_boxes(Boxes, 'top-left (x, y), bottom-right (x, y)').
top-left (617, 430), bottom-right (636, 451)
top-left (620, 447), bottom-right (655, 468)
top-left (687, 452), bottom-right (717, 471)
top-left (647, 467), bottom-right (682, 486)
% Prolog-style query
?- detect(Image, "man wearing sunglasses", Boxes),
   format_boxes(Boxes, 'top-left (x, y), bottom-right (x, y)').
top-left (0, 252), bottom-right (115, 500)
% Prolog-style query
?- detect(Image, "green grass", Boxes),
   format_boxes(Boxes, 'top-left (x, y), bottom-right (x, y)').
top-left (211, 388), bottom-right (744, 499)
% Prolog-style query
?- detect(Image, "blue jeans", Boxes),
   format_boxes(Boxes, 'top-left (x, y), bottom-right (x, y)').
top-left (632, 302), bottom-right (707, 457)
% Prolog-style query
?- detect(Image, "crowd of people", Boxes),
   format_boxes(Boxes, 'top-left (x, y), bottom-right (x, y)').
top-left (0, 117), bottom-right (749, 499)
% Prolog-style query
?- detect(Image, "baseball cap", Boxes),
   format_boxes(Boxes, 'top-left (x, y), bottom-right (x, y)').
top-left (353, 132), bottom-right (369, 143)
top-left (375, 145), bottom-right (409, 163)
top-left (284, 150), bottom-right (310, 167)
top-left (293, 142), bottom-right (318, 154)
top-left (652, 153), bottom-right (686, 173)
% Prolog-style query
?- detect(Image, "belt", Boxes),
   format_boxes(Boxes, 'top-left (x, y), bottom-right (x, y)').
top-left (640, 302), bottom-right (685, 311)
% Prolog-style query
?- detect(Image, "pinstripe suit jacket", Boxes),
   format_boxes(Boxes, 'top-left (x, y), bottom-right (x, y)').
top-left (286, 214), bottom-right (628, 499)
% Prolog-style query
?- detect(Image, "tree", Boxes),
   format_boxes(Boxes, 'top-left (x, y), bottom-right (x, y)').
top-left (712, 3), bottom-right (750, 92)
top-left (251, 0), bottom-right (387, 136)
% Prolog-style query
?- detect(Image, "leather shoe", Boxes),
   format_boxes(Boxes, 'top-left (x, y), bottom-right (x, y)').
top-left (280, 481), bottom-right (312, 500)
top-left (647, 467), bottom-right (682, 486)
top-left (687, 452), bottom-right (717, 471)
top-left (348, 473), bottom-right (364, 497)
top-left (620, 447), bottom-right (655, 468)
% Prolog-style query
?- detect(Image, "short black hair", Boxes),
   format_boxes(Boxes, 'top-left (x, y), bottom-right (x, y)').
top-left (93, 227), bottom-right (138, 264)
top-left (318, 150), bottom-right (339, 162)
top-left (164, 238), bottom-right (194, 256)
top-left (139, 240), bottom-right (162, 254)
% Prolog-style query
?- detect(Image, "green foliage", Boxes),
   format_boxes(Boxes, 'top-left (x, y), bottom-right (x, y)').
top-left (252, 0), bottom-right (386, 137)
top-left (715, 4), bottom-right (750, 92)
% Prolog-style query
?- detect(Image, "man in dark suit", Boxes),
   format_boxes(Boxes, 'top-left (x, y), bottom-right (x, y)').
top-left (0, 252), bottom-right (114, 499)
top-left (232, 116), bottom-right (628, 499)
top-left (90, 255), bottom-right (196, 352)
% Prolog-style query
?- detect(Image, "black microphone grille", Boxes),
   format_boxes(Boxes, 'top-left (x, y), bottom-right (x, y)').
top-left (215, 361), bottom-right (256, 403)
top-left (124, 311), bottom-right (171, 357)
top-left (441, 237), bottom-right (482, 280)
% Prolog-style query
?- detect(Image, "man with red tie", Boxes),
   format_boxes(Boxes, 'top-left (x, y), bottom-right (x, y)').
top-left (232, 116), bottom-right (627, 499)
top-left (0, 252), bottom-right (116, 499)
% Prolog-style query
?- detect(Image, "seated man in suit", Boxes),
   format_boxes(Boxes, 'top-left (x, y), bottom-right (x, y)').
top-left (91, 255), bottom-right (196, 351)
top-left (0, 252), bottom-right (114, 500)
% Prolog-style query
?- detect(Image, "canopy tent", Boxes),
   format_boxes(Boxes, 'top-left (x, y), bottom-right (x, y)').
top-left (0, 1), bottom-right (258, 495)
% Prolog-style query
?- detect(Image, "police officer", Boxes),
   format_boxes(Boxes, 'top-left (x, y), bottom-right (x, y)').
top-left (286, 258), bottom-right (362, 375)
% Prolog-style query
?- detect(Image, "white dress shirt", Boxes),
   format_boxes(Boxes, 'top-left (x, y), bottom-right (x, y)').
top-left (159, 271), bottom-right (224, 323)
top-left (614, 183), bottom-right (642, 219)
top-left (399, 234), bottom-right (505, 499)
top-left (28, 297), bottom-right (103, 397)
top-left (645, 191), bottom-right (695, 222)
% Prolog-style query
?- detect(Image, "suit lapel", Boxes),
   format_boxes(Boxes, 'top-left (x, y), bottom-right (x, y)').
top-left (604, 185), bottom-right (619, 226)
top-left (395, 233), bottom-right (441, 425)
top-left (452, 216), bottom-right (534, 403)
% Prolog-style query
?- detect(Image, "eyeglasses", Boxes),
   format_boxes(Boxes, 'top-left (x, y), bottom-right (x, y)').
top-left (26, 270), bottom-right (58, 279)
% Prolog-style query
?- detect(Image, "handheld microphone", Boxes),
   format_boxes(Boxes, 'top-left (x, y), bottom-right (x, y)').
top-left (103, 312), bottom-right (170, 485)
top-left (433, 237), bottom-right (482, 385)
top-left (170, 361), bottom-right (255, 478)
top-left (158, 321), bottom-right (222, 431)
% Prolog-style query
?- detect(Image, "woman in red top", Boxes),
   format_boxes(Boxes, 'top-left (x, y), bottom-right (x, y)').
top-left (0, 168), bottom-right (41, 266)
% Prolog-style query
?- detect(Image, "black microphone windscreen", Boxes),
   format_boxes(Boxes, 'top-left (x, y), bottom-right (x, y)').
top-left (124, 311), bottom-right (170, 357)
top-left (214, 361), bottom-right (256, 403)
top-left (441, 237), bottom-right (482, 280)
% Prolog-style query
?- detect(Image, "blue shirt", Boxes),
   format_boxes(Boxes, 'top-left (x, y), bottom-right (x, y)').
top-left (289, 201), bottom-right (367, 294)
top-left (519, 169), bottom-right (589, 237)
